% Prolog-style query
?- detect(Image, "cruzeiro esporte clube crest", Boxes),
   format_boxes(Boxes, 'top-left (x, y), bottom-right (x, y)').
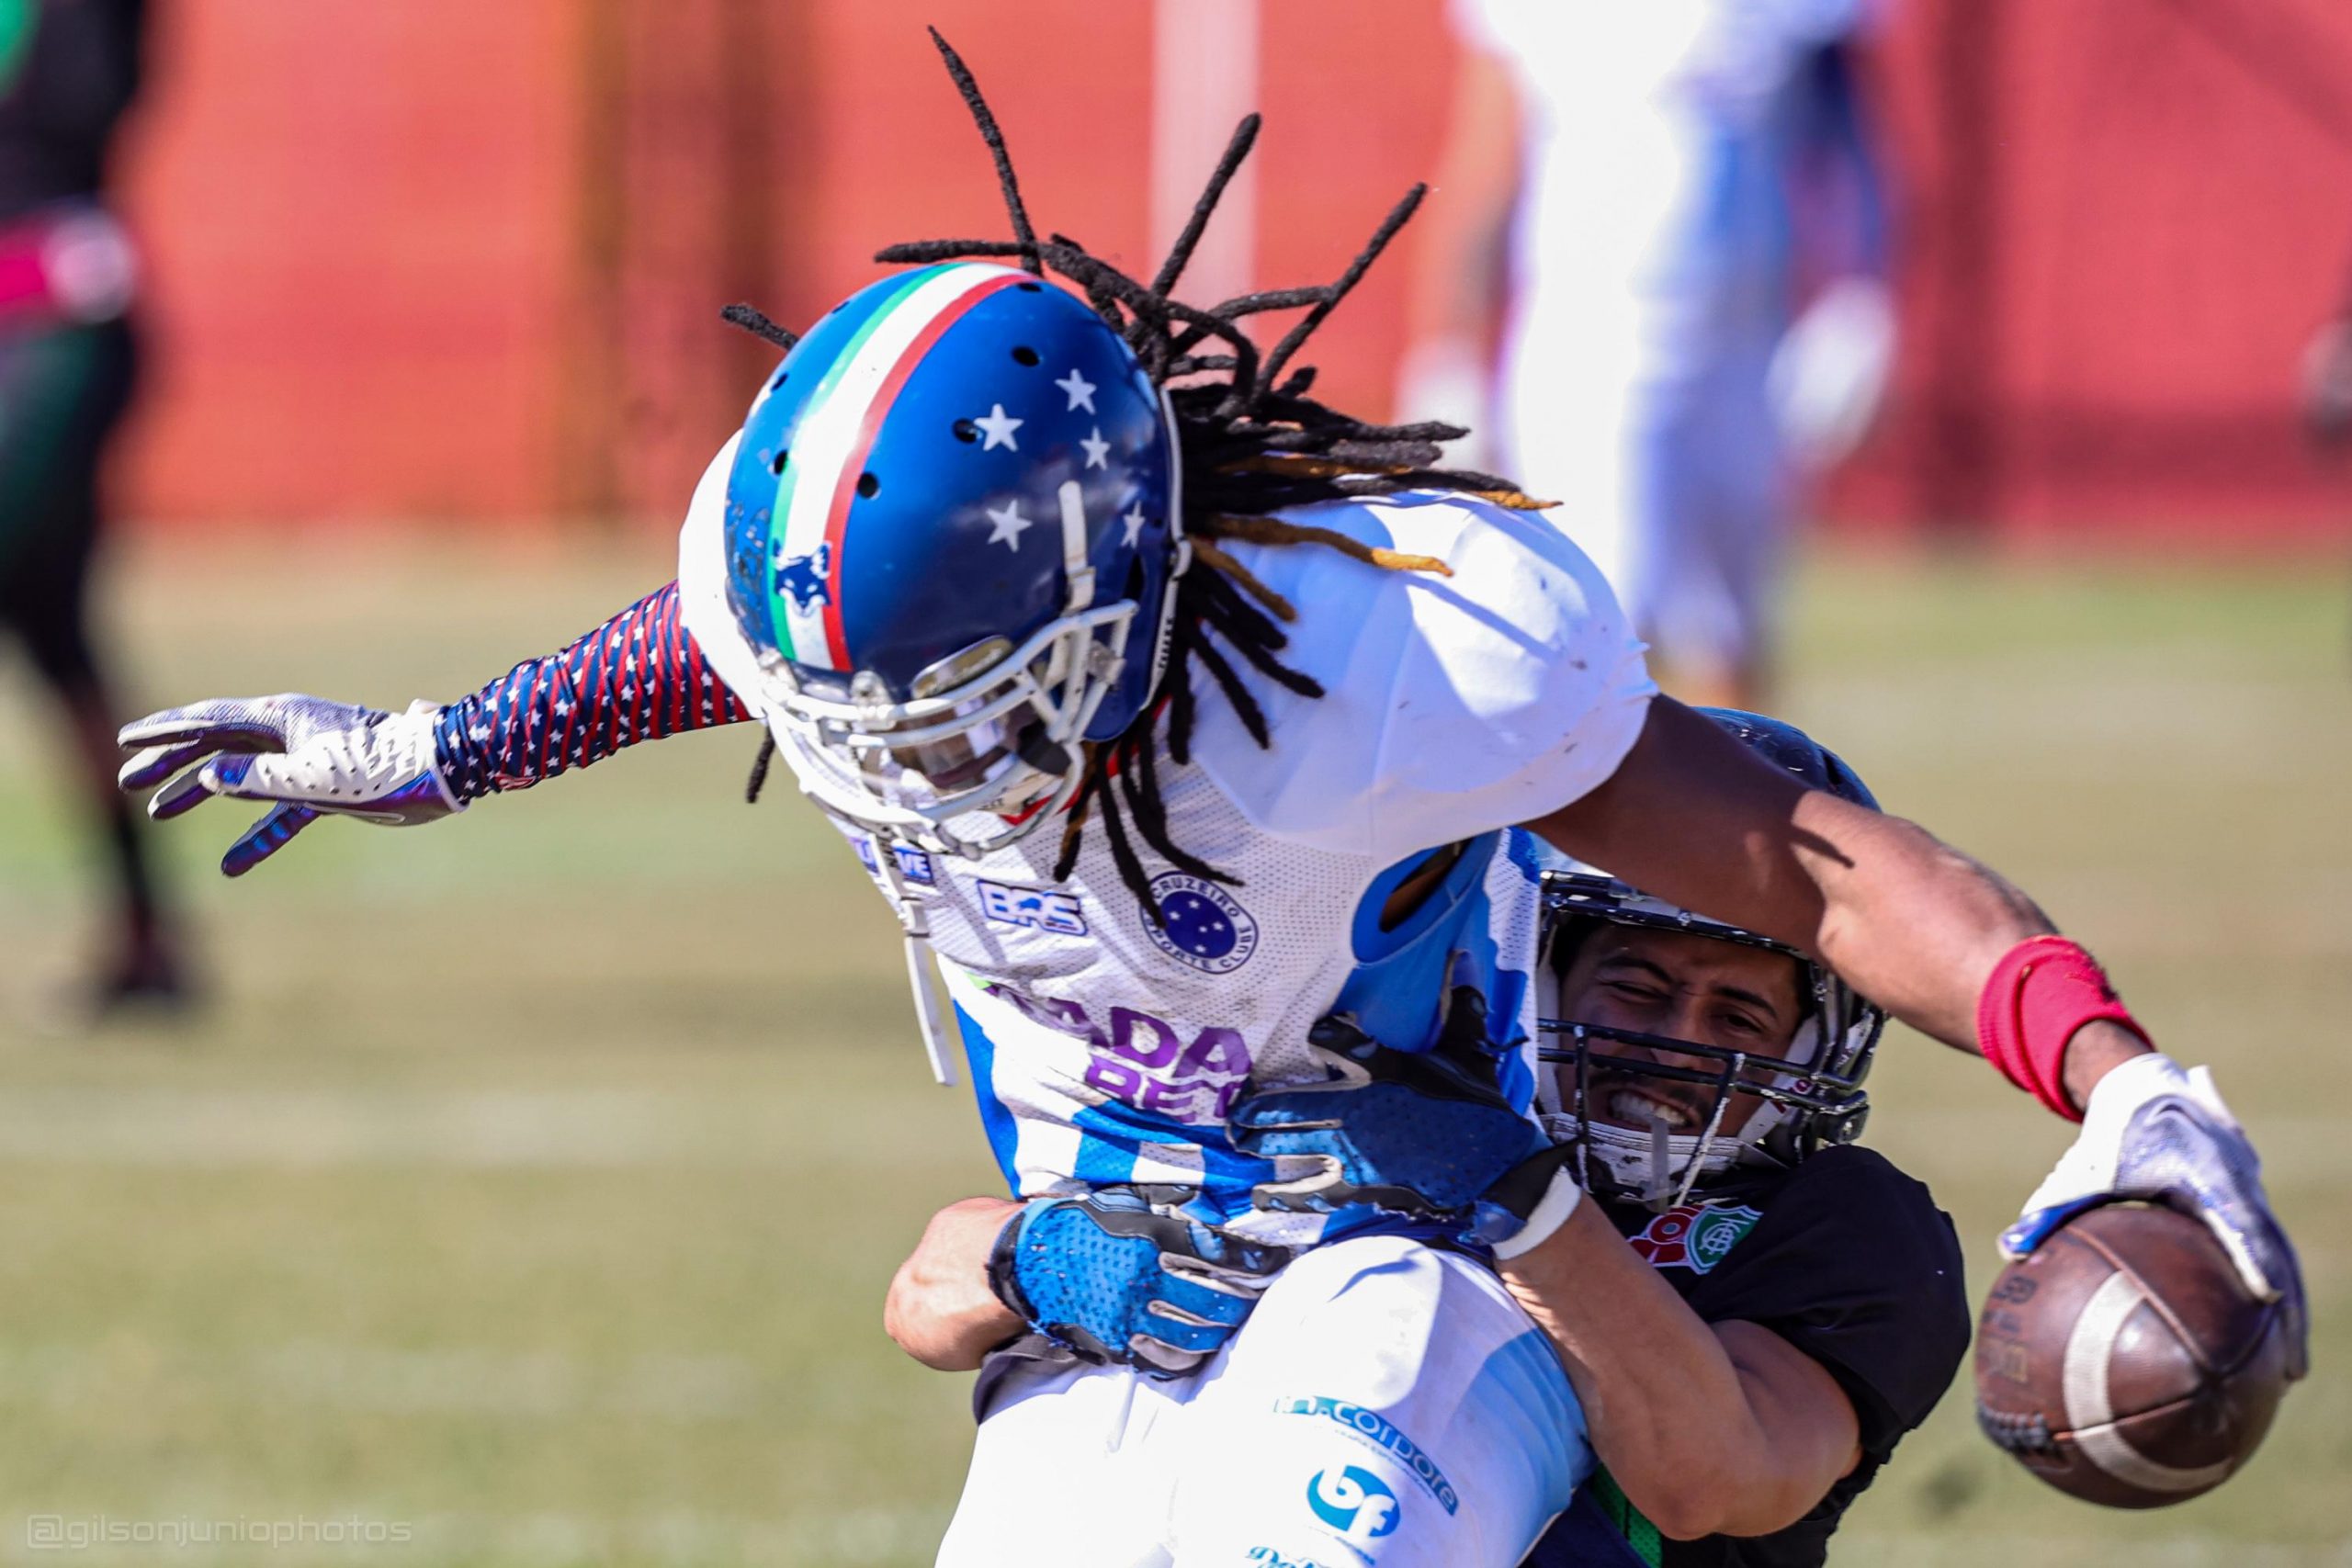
top-left (723, 27), bottom-right (1551, 924)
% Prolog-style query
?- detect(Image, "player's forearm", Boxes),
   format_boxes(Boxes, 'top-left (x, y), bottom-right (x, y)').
top-left (1534, 699), bottom-right (2151, 1108)
top-left (432, 580), bottom-right (753, 802)
top-left (884, 1197), bottom-right (1023, 1372)
top-left (1499, 1201), bottom-right (1849, 1540)
top-left (1791, 797), bottom-right (2155, 1103)
top-left (1792, 795), bottom-right (2047, 1045)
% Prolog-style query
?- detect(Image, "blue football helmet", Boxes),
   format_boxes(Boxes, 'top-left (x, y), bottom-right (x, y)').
top-left (719, 261), bottom-right (1184, 855)
top-left (1537, 709), bottom-right (1887, 1209)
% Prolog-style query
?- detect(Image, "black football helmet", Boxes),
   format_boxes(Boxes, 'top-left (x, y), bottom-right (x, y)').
top-left (1537, 708), bottom-right (1886, 1211)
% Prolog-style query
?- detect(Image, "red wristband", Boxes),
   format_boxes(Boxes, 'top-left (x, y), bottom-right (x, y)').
top-left (1976, 935), bottom-right (2149, 1122)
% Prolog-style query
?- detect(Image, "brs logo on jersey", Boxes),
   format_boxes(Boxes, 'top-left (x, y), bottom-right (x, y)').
top-left (1627, 1201), bottom-right (1762, 1273)
top-left (978, 881), bottom-right (1087, 937)
top-left (1306, 1466), bottom-right (1399, 1553)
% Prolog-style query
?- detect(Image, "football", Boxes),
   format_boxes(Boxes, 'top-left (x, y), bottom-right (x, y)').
top-left (1973, 1201), bottom-right (2292, 1507)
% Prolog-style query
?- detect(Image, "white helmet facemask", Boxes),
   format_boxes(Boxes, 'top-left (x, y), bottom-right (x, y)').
top-left (759, 597), bottom-right (1136, 860)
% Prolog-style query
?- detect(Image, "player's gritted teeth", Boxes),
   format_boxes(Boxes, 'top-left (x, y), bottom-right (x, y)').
top-left (1589, 1071), bottom-right (1708, 1134)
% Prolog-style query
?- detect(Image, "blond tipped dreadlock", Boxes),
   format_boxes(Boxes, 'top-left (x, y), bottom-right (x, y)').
top-left (730, 29), bottom-right (1550, 923)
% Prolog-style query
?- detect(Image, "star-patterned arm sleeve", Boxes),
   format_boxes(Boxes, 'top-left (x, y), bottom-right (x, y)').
top-left (431, 581), bottom-right (754, 803)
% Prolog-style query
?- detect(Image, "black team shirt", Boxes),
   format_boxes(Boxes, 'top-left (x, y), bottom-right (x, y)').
top-left (1525, 1144), bottom-right (1972, 1568)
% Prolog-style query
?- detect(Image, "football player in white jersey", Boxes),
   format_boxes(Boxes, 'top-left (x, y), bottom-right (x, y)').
top-left (115, 40), bottom-right (2300, 1567)
top-left (1403, 0), bottom-right (1896, 710)
top-left (884, 714), bottom-right (1978, 1568)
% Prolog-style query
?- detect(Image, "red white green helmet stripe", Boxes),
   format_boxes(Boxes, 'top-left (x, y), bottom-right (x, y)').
top-left (757, 261), bottom-right (1028, 671)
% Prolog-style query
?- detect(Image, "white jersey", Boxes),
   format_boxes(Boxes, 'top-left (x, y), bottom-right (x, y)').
top-left (1462, 0), bottom-right (1865, 393)
top-left (679, 463), bottom-right (1655, 1244)
top-left (1461, 0), bottom-right (1866, 639)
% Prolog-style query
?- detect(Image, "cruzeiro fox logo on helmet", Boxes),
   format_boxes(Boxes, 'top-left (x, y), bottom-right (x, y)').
top-left (718, 258), bottom-right (1182, 859)
top-left (774, 541), bottom-right (831, 614)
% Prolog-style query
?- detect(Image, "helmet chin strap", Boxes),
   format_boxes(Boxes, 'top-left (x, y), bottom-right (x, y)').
top-left (873, 837), bottom-right (957, 1089)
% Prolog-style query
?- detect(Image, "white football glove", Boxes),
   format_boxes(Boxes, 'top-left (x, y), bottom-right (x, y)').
top-left (2004, 1054), bottom-right (2307, 1380)
top-left (119, 694), bottom-right (461, 875)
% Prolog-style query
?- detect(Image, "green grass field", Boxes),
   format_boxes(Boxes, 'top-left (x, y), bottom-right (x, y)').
top-left (1, 535), bottom-right (2347, 1566)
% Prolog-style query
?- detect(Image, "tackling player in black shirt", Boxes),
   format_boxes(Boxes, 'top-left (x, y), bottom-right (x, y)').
top-left (1521, 711), bottom-right (1969, 1566)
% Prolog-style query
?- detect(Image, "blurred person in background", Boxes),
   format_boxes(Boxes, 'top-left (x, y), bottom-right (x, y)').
top-left (1402, 0), bottom-right (1897, 711)
top-left (0, 0), bottom-right (183, 1014)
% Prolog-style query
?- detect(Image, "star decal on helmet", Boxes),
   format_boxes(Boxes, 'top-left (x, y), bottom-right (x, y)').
top-left (1080, 428), bottom-right (1110, 469)
top-left (1054, 367), bottom-right (1096, 412)
top-left (985, 499), bottom-right (1032, 549)
top-left (1121, 504), bottom-right (1148, 547)
top-left (972, 402), bottom-right (1023, 451)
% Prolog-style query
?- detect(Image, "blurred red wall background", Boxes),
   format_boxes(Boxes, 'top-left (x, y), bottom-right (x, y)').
top-left (107, 0), bottom-right (2352, 542)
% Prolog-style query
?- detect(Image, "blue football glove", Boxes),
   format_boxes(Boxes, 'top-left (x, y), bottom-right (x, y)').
top-left (2005, 1055), bottom-right (2308, 1381)
top-left (988, 1187), bottom-right (1290, 1375)
top-left (119, 694), bottom-right (460, 876)
top-left (1227, 1010), bottom-right (1582, 1259)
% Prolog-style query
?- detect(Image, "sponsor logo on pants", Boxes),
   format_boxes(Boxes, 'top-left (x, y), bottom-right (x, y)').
top-left (1306, 1466), bottom-right (1399, 1553)
top-left (1246, 1550), bottom-right (1332, 1568)
top-left (1275, 1396), bottom-right (1459, 1515)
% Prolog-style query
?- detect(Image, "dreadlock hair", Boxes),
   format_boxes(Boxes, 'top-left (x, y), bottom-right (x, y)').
top-left (729, 28), bottom-right (1550, 922)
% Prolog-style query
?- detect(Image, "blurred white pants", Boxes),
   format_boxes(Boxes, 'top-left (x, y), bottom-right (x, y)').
top-left (933, 1235), bottom-right (1589, 1567)
top-left (1499, 328), bottom-right (1790, 674)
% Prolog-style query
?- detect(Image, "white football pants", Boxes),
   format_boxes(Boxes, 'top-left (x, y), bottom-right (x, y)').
top-left (1498, 331), bottom-right (1789, 675)
top-left (934, 1234), bottom-right (1590, 1568)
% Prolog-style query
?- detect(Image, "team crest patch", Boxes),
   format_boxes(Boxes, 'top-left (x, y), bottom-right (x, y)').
top-left (1143, 871), bottom-right (1259, 975)
top-left (1626, 1202), bottom-right (1761, 1274)
top-left (774, 540), bottom-right (831, 612)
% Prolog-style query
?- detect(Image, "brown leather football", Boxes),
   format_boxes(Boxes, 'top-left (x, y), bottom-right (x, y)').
top-left (1973, 1201), bottom-right (2291, 1507)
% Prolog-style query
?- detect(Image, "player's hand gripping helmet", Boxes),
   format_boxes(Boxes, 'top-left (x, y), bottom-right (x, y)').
top-left (1537, 709), bottom-right (1887, 1211)
top-left (721, 261), bottom-right (1183, 855)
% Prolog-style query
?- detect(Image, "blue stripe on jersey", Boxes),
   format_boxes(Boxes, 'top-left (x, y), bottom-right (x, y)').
top-left (1502, 825), bottom-right (1555, 886)
top-left (1489, 830), bottom-right (1552, 1111)
top-left (1329, 829), bottom-right (1548, 1114)
top-left (1333, 832), bottom-right (1503, 1058)
top-left (953, 1001), bottom-right (1024, 1193)
top-left (1068, 1098), bottom-right (1151, 1187)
